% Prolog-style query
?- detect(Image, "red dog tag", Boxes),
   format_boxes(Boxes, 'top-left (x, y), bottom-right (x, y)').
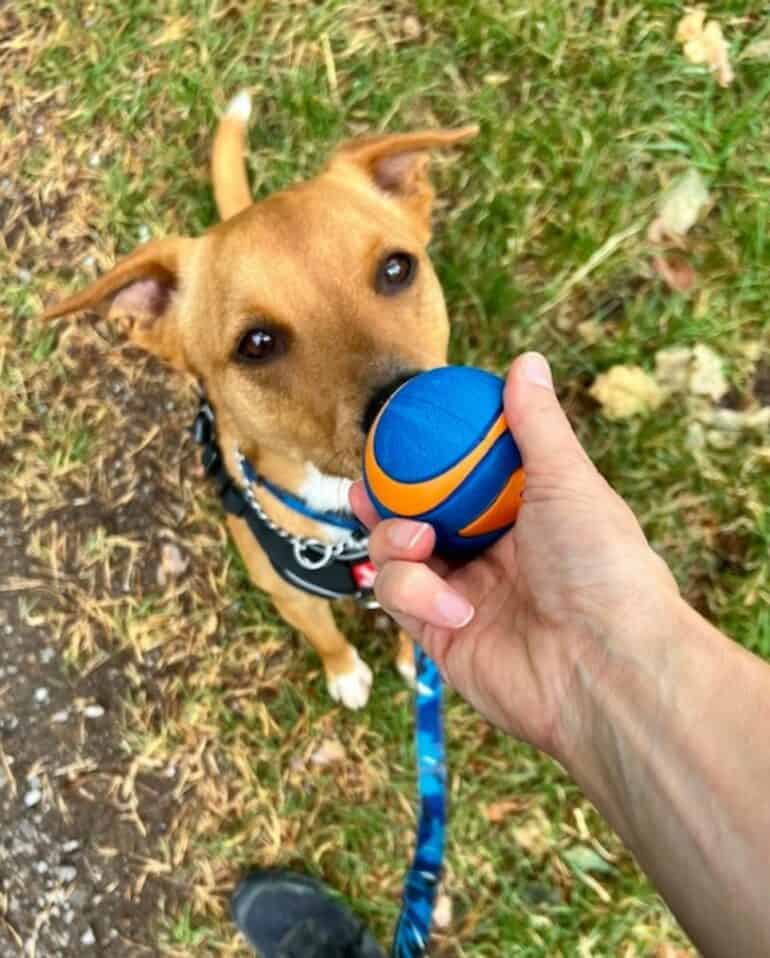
top-left (352, 560), bottom-right (377, 590)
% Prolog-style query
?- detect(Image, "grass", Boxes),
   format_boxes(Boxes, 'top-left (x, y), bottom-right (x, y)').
top-left (2, 0), bottom-right (769, 954)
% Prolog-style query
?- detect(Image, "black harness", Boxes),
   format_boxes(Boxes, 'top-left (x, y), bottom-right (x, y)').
top-left (191, 400), bottom-right (378, 606)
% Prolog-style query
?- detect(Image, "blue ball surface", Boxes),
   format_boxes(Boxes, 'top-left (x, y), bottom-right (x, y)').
top-left (363, 366), bottom-right (525, 558)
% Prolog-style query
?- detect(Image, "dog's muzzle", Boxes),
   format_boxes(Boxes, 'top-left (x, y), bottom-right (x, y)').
top-left (361, 369), bottom-right (421, 436)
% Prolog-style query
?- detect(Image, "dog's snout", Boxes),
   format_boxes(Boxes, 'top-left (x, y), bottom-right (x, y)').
top-left (361, 370), bottom-right (421, 436)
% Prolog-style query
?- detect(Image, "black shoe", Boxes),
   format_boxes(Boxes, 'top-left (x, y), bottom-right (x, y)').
top-left (231, 870), bottom-right (386, 958)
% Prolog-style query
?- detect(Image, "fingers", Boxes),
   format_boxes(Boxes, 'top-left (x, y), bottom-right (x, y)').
top-left (504, 353), bottom-right (592, 478)
top-left (375, 560), bottom-right (475, 632)
top-left (349, 480), bottom-right (380, 529)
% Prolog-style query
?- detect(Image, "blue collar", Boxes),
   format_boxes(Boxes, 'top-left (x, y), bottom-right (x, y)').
top-left (235, 449), bottom-right (365, 535)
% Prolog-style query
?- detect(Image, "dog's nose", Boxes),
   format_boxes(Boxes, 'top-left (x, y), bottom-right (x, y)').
top-left (361, 370), bottom-right (421, 436)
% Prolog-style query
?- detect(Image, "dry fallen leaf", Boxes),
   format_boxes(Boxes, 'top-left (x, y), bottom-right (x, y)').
top-left (652, 254), bottom-right (697, 293)
top-left (402, 15), bottom-right (421, 40)
top-left (689, 343), bottom-right (729, 401)
top-left (152, 16), bottom-right (193, 46)
top-left (310, 739), bottom-right (347, 767)
top-left (655, 344), bottom-right (728, 400)
top-left (675, 9), bottom-right (706, 44)
top-left (512, 810), bottom-right (552, 860)
top-left (676, 10), bottom-right (734, 87)
top-left (589, 365), bottom-right (664, 420)
top-left (157, 543), bottom-right (189, 587)
top-left (484, 799), bottom-right (525, 824)
top-left (655, 346), bottom-right (695, 394)
top-left (707, 407), bottom-right (770, 432)
top-left (648, 168), bottom-right (710, 246)
top-left (433, 894), bottom-right (452, 929)
top-left (576, 319), bottom-right (603, 345)
top-left (655, 944), bottom-right (697, 958)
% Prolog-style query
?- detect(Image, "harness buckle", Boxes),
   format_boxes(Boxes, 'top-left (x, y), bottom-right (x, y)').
top-left (292, 538), bottom-right (335, 571)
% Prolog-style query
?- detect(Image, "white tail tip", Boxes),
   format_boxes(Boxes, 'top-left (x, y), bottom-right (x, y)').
top-left (226, 90), bottom-right (251, 122)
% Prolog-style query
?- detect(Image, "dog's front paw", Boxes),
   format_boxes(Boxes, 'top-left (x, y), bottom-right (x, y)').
top-left (327, 651), bottom-right (373, 710)
top-left (396, 658), bottom-right (417, 687)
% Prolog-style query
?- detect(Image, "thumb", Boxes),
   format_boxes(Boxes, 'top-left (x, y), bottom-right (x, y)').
top-left (503, 353), bottom-right (590, 479)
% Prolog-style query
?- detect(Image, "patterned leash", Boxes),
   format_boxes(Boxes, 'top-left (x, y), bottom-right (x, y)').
top-left (391, 645), bottom-right (446, 958)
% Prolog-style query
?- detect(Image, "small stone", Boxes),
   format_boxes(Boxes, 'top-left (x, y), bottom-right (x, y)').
top-left (17, 268), bottom-right (32, 284)
top-left (39, 647), bottom-right (56, 664)
top-left (81, 927), bottom-right (96, 946)
top-left (35, 861), bottom-right (49, 874)
top-left (62, 839), bottom-right (80, 853)
top-left (83, 704), bottom-right (105, 719)
top-left (24, 788), bottom-right (42, 808)
top-left (52, 709), bottom-right (69, 723)
top-left (34, 687), bottom-right (50, 704)
top-left (56, 865), bottom-right (77, 883)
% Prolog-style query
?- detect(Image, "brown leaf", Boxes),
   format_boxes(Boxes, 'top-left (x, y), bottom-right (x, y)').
top-left (676, 12), bottom-right (734, 87)
top-left (655, 944), bottom-right (697, 958)
top-left (648, 168), bottom-right (710, 246)
top-left (310, 739), bottom-right (347, 767)
top-left (157, 543), bottom-right (189, 587)
top-left (589, 365), bottom-right (664, 420)
top-left (484, 799), bottom-right (525, 824)
top-left (652, 255), bottom-right (697, 293)
top-left (402, 15), bottom-right (421, 40)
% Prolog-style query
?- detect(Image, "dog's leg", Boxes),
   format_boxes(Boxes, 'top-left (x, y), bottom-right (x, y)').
top-left (273, 592), bottom-right (372, 711)
top-left (396, 630), bottom-right (416, 686)
top-left (227, 515), bottom-right (372, 709)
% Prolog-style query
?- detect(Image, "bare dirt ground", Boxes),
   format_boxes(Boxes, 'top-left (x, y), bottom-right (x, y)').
top-left (1, 344), bottom-right (195, 955)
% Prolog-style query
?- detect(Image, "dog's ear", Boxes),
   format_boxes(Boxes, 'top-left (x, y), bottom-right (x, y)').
top-left (328, 126), bottom-right (478, 239)
top-left (41, 237), bottom-right (197, 370)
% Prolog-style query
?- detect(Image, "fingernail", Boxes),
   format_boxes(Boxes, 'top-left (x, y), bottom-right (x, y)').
top-left (521, 352), bottom-right (553, 390)
top-left (434, 591), bottom-right (474, 628)
top-left (387, 521), bottom-right (429, 551)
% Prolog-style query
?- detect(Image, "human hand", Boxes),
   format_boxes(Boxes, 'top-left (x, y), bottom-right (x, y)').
top-left (351, 353), bottom-right (679, 762)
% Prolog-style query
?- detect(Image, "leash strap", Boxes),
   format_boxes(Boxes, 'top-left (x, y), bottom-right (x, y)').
top-left (391, 646), bottom-right (446, 957)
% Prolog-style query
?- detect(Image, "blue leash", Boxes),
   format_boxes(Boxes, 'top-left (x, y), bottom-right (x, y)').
top-left (391, 646), bottom-right (446, 957)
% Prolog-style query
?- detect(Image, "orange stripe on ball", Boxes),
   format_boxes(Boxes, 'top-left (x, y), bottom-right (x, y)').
top-left (459, 467), bottom-right (525, 537)
top-left (365, 413), bottom-right (508, 517)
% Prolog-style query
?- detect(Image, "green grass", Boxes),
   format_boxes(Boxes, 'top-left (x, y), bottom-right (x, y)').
top-left (3, 0), bottom-right (769, 955)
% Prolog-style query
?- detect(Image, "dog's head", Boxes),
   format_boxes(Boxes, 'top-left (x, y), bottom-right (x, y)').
top-left (43, 125), bottom-right (477, 478)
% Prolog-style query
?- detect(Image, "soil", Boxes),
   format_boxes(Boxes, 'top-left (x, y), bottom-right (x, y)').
top-left (0, 343), bottom-right (195, 957)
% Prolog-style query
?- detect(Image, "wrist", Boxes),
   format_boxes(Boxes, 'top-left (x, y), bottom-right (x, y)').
top-left (553, 587), bottom-right (693, 787)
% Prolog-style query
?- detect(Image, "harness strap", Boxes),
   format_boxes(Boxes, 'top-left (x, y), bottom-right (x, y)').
top-left (191, 401), bottom-right (376, 605)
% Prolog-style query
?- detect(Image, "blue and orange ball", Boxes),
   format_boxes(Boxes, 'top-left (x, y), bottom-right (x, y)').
top-left (363, 366), bottom-right (525, 558)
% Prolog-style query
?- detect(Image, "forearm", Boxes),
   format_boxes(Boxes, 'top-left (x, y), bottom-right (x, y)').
top-left (562, 596), bottom-right (770, 958)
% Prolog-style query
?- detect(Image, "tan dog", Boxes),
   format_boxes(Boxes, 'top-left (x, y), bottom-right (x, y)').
top-left (43, 92), bottom-right (477, 710)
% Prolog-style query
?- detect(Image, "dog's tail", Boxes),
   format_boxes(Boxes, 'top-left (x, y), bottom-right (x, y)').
top-left (212, 91), bottom-right (253, 221)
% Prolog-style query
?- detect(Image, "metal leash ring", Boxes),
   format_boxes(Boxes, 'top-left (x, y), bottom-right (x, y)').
top-left (292, 537), bottom-right (335, 570)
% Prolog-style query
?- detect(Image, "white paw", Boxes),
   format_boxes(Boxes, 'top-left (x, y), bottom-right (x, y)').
top-left (227, 90), bottom-right (252, 121)
top-left (396, 658), bottom-right (416, 687)
top-left (327, 652), bottom-right (373, 710)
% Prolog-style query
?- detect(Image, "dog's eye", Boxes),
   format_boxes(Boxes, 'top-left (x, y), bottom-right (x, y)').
top-left (375, 252), bottom-right (417, 296)
top-left (236, 327), bottom-right (280, 362)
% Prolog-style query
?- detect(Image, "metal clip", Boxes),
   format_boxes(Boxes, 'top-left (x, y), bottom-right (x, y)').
top-left (292, 538), bottom-right (334, 571)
